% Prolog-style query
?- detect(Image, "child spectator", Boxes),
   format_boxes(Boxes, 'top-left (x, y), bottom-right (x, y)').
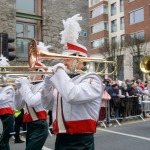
top-left (99, 84), bottom-right (111, 124)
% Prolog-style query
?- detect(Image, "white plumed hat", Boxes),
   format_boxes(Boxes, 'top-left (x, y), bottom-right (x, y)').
top-left (60, 14), bottom-right (87, 57)
top-left (0, 55), bottom-right (10, 66)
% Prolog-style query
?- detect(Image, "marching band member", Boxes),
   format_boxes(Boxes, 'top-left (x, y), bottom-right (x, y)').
top-left (41, 14), bottom-right (103, 150)
top-left (0, 55), bottom-right (15, 150)
top-left (14, 44), bottom-right (50, 150)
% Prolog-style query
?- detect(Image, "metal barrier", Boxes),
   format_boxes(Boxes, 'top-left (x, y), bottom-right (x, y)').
top-left (98, 96), bottom-right (145, 127)
top-left (141, 101), bottom-right (150, 118)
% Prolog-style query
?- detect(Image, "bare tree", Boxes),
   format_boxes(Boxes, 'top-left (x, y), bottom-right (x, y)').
top-left (125, 33), bottom-right (150, 79)
top-left (100, 41), bottom-right (124, 80)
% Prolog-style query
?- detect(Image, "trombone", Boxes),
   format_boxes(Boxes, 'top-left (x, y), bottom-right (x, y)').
top-left (140, 56), bottom-right (150, 80)
top-left (0, 39), bottom-right (117, 76)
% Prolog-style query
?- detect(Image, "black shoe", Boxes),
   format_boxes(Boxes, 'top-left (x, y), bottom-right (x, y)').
top-left (15, 139), bottom-right (24, 143)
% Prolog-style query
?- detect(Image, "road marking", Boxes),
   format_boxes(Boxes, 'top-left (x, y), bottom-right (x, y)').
top-left (42, 146), bottom-right (53, 150)
top-left (97, 128), bottom-right (150, 141)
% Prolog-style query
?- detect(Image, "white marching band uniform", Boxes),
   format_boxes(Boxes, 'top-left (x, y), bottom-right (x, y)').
top-left (0, 86), bottom-right (15, 115)
top-left (0, 56), bottom-right (15, 149)
top-left (42, 69), bottom-right (103, 135)
top-left (15, 82), bottom-right (47, 122)
top-left (41, 14), bottom-right (103, 150)
top-left (0, 56), bottom-right (14, 115)
top-left (0, 85), bottom-right (15, 149)
top-left (14, 80), bottom-right (49, 150)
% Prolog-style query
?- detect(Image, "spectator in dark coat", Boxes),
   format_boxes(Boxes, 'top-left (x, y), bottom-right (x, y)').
top-left (108, 84), bottom-right (121, 119)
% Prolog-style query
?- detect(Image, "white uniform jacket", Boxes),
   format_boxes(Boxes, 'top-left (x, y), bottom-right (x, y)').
top-left (42, 69), bottom-right (103, 135)
top-left (15, 82), bottom-right (47, 122)
top-left (0, 85), bottom-right (15, 115)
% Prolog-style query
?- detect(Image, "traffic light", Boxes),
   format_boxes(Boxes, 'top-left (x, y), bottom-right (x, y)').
top-left (1, 33), bottom-right (16, 61)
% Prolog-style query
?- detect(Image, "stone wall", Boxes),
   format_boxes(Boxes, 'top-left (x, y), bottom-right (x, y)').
top-left (0, 0), bottom-right (16, 37)
top-left (42, 0), bottom-right (89, 54)
top-left (0, 0), bottom-right (89, 67)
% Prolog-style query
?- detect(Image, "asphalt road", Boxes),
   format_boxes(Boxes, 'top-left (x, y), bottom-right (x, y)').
top-left (10, 119), bottom-right (150, 150)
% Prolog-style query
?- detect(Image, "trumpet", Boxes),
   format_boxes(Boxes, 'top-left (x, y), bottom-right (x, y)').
top-left (29, 39), bottom-right (117, 75)
top-left (0, 39), bottom-right (117, 76)
top-left (140, 56), bottom-right (150, 80)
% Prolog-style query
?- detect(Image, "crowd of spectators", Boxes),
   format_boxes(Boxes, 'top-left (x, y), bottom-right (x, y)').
top-left (99, 77), bottom-right (150, 124)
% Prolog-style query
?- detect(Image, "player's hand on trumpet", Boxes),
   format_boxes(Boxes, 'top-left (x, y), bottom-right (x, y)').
top-left (42, 67), bottom-right (53, 95)
top-left (52, 63), bottom-right (67, 73)
top-left (15, 77), bottom-right (30, 89)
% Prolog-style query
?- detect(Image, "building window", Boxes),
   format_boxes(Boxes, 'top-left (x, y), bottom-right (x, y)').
top-left (120, 17), bottom-right (124, 30)
top-left (90, 0), bottom-right (101, 6)
top-left (128, 0), bottom-right (134, 2)
top-left (131, 31), bottom-right (145, 40)
top-left (117, 55), bottom-right (124, 80)
top-left (16, 0), bottom-right (42, 60)
top-left (91, 22), bottom-right (108, 33)
top-left (16, 0), bottom-right (35, 13)
top-left (95, 62), bottom-right (105, 72)
top-left (16, 22), bottom-right (37, 58)
top-left (91, 5), bottom-right (108, 18)
top-left (129, 8), bottom-right (144, 24)
top-left (91, 38), bottom-right (108, 49)
top-left (133, 55), bottom-right (143, 79)
top-left (111, 3), bottom-right (116, 16)
top-left (121, 34), bottom-right (125, 47)
top-left (111, 19), bottom-right (117, 33)
top-left (107, 57), bottom-right (114, 79)
top-left (16, 23), bottom-right (36, 39)
top-left (111, 36), bottom-right (117, 48)
top-left (130, 31), bottom-right (145, 45)
top-left (120, 0), bottom-right (124, 12)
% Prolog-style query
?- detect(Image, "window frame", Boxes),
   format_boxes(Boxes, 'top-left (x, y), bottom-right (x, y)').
top-left (111, 2), bottom-right (117, 16)
top-left (130, 30), bottom-right (145, 45)
top-left (111, 19), bottom-right (117, 33)
top-left (16, 0), bottom-right (42, 61)
top-left (91, 21), bottom-right (108, 34)
top-left (111, 36), bottom-right (117, 48)
top-left (120, 17), bottom-right (124, 30)
top-left (130, 30), bottom-right (145, 39)
top-left (90, 4), bottom-right (108, 18)
top-left (128, 0), bottom-right (134, 3)
top-left (91, 38), bottom-right (109, 49)
top-left (16, 0), bottom-right (40, 15)
top-left (120, 0), bottom-right (124, 12)
top-left (90, 0), bottom-right (102, 7)
top-left (129, 7), bottom-right (144, 25)
top-left (121, 34), bottom-right (125, 47)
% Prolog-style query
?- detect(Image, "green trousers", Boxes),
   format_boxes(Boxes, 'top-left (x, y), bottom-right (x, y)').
top-left (55, 133), bottom-right (94, 150)
top-left (26, 120), bottom-right (48, 150)
top-left (0, 114), bottom-right (14, 150)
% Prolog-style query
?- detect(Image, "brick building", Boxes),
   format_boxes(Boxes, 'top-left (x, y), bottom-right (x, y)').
top-left (0, 0), bottom-right (89, 66)
top-left (88, 0), bottom-right (150, 80)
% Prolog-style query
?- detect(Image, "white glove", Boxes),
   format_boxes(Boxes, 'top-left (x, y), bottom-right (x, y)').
top-left (44, 74), bottom-right (52, 83)
top-left (44, 67), bottom-right (53, 81)
top-left (53, 63), bottom-right (66, 73)
top-left (15, 79), bottom-right (21, 89)
top-left (43, 74), bottom-right (52, 94)
top-left (47, 67), bottom-right (53, 73)
top-left (19, 77), bottom-right (30, 85)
